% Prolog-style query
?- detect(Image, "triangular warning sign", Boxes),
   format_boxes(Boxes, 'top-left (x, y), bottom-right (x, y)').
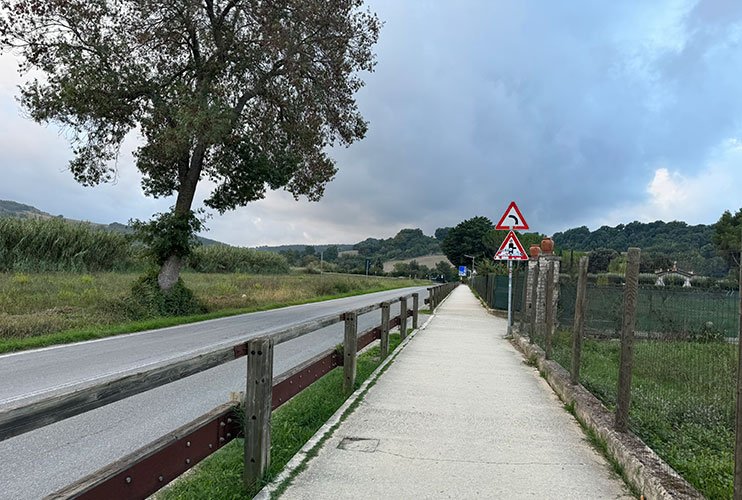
top-left (495, 201), bottom-right (529, 230)
top-left (494, 231), bottom-right (529, 261)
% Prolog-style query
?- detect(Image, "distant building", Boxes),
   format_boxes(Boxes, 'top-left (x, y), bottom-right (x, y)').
top-left (655, 262), bottom-right (694, 287)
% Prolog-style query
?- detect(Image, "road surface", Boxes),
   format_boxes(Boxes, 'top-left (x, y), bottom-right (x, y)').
top-left (0, 285), bottom-right (429, 500)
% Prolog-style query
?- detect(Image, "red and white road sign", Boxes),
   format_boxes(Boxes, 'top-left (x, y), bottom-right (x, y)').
top-left (494, 231), bottom-right (528, 260)
top-left (495, 201), bottom-right (529, 230)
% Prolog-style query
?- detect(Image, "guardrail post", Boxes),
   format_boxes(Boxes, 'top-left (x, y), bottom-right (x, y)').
top-left (615, 247), bottom-right (640, 433)
top-left (380, 302), bottom-right (390, 359)
top-left (244, 337), bottom-right (274, 489)
top-left (343, 312), bottom-right (358, 395)
top-left (571, 256), bottom-right (589, 384)
top-left (412, 293), bottom-right (419, 329)
top-left (400, 296), bottom-right (408, 340)
top-left (545, 261), bottom-right (555, 359)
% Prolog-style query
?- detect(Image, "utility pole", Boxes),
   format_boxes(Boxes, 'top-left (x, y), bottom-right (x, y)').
top-left (320, 251), bottom-right (323, 274)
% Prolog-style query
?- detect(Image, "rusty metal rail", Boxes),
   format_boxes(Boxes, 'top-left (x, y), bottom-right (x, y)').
top-left (12, 284), bottom-right (458, 500)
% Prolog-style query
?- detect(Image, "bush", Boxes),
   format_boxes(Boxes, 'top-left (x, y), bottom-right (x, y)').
top-left (187, 245), bottom-right (289, 274)
top-left (124, 269), bottom-right (206, 318)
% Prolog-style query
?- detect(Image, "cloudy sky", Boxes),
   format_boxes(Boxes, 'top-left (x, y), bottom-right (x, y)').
top-left (2, 0), bottom-right (742, 246)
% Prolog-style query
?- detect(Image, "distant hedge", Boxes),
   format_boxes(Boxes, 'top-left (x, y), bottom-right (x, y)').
top-left (186, 245), bottom-right (289, 274)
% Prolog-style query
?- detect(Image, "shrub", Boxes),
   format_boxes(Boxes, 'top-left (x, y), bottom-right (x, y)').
top-left (124, 269), bottom-right (206, 318)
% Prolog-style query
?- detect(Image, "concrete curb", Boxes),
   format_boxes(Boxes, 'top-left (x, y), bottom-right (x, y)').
top-left (509, 330), bottom-right (703, 500)
top-left (254, 312), bottom-right (438, 500)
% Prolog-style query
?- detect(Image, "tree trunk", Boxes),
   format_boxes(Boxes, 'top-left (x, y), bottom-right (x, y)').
top-left (156, 142), bottom-right (205, 292)
top-left (158, 254), bottom-right (183, 292)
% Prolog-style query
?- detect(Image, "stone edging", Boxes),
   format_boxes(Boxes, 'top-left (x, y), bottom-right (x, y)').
top-left (510, 331), bottom-right (703, 500)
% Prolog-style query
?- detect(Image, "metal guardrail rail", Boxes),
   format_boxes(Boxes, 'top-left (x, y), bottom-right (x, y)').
top-left (0, 283), bottom-right (458, 500)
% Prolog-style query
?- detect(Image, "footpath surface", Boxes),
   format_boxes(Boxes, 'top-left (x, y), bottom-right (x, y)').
top-left (278, 286), bottom-right (633, 499)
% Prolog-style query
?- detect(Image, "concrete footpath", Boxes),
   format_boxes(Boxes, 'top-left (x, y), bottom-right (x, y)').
top-left (278, 286), bottom-right (633, 499)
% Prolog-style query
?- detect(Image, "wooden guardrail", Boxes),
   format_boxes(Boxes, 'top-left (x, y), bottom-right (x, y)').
top-left (0, 283), bottom-right (457, 500)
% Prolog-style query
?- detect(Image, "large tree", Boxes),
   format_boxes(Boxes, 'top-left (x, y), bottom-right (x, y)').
top-left (440, 216), bottom-right (493, 267)
top-left (1, 0), bottom-right (380, 290)
top-left (712, 209), bottom-right (742, 268)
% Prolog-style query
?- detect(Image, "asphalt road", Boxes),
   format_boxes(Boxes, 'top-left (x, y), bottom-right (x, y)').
top-left (0, 285), bottom-right (430, 500)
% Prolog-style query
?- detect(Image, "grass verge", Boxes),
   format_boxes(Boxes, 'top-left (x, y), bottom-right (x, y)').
top-left (155, 334), bottom-right (404, 500)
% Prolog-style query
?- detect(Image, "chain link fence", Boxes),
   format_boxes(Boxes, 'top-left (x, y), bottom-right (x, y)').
top-left (546, 268), bottom-right (738, 500)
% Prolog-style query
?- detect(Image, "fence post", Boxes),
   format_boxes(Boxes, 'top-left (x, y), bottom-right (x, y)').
top-left (412, 293), bottom-right (419, 329)
top-left (571, 256), bottom-right (589, 385)
top-left (734, 244), bottom-right (742, 499)
top-left (519, 270), bottom-right (528, 333)
top-left (615, 247), bottom-right (640, 433)
top-left (244, 337), bottom-right (274, 489)
top-left (545, 261), bottom-right (555, 359)
top-left (529, 263), bottom-right (539, 344)
top-left (400, 296), bottom-right (408, 340)
top-left (343, 312), bottom-right (358, 395)
top-left (380, 302), bottom-right (390, 359)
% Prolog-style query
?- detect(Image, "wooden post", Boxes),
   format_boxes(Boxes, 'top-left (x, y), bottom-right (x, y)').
top-left (400, 296), bottom-right (408, 340)
top-left (571, 256), bottom-right (589, 385)
top-left (545, 261), bottom-right (555, 359)
top-left (380, 302), bottom-right (390, 359)
top-left (615, 247), bottom-right (640, 433)
top-left (734, 243), bottom-right (742, 499)
top-left (519, 270), bottom-right (528, 333)
top-left (412, 293), bottom-right (419, 329)
top-left (244, 337), bottom-right (274, 489)
top-left (343, 312), bottom-right (358, 395)
top-left (529, 263), bottom-right (538, 344)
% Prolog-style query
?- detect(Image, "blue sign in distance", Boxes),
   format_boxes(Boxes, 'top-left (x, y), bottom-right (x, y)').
top-left (458, 266), bottom-right (467, 277)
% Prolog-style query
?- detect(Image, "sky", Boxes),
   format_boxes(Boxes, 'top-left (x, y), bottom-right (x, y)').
top-left (2, 0), bottom-right (742, 247)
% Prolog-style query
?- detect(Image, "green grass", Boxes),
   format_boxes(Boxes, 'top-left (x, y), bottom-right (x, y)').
top-left (155, 334), bottom-right (404, 500)
top-left (550, 331), bottom-right (735, 499)
top-left (0, 272), bottom-right (425, 353)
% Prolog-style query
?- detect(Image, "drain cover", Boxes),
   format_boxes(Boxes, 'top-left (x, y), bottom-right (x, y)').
top-left (337, 437), bottom-right (379, 453)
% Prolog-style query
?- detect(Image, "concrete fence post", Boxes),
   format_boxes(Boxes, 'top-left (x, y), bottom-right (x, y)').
top-left (343, 312), bottom-right (358, 395)
top-left (545, 261), bottom-right (555, 359)
top-left (400, 296), bottom-right (408, 340)
top-left (412, 293), bottom-right (419, 329)
top-left (571, 256), bottom-right (589, 385)
top-left (615, 247), bottom-right (640, 433)
top-left (519, 270), bottom-right (528, 333)
top-left (244, 337), bottom-right (274, 488)
top-left (529, 263), bottom-right (539, 344)
top-left (380, 302), bottom-right (390, 359)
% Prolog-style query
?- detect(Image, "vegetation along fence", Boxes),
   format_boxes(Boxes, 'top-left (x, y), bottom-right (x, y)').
top-left (0, 283), bottom-right (457, 500)
top-left (517, 250), bottom-right (740, 500)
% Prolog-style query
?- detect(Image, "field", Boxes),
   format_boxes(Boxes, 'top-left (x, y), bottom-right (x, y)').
top-left (550, 332), bottom-right (735, 499)
top-left (0, 272), bottom-right (425, 352)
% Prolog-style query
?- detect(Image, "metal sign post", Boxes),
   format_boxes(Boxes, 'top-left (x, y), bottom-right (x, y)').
top-left (494, 203), bottom-right (530, 337)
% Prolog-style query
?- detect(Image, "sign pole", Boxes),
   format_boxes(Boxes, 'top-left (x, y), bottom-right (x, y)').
top-left (507, 259), bottom-right (513, 335)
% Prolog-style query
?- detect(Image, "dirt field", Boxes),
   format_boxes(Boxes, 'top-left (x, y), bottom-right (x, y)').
top-left (383, 254), bottom-right (452, 272)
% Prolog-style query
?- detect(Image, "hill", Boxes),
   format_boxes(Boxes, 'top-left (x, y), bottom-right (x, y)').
top-left (253, 244), bottom-right (355, 253)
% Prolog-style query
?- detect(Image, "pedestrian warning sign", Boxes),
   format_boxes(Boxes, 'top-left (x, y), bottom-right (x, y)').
top-left (494, 231), bottom-right (528, 260)
top-left (495, 201), bottom-right (529, 230)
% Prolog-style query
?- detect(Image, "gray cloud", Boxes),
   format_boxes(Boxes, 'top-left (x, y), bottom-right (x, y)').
top-left (2, 0), bottom-right (742, 246)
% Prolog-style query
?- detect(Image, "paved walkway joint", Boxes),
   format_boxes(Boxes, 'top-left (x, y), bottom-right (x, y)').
top-left (278, 286), bottom-right (634, 499)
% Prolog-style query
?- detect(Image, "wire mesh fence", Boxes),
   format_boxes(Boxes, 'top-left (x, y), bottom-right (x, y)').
top-left (554, 276), bottom-right (737, 499)
top-left (470, 271), bottom-right (525, 313)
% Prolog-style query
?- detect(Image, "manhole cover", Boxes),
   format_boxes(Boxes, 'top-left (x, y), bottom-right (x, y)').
top-left (337, 437), bottom-right (379, 453)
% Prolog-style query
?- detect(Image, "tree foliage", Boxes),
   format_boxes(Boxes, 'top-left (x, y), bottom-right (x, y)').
top-left (354, 228), bottom-right (440, 261)
top-left (712, 209), bottom-right (742, 268)
top-left (1, 0), bottom-right (380, 288)
top-left (587, 248), bottom-right (619, 274)
top-left (440, 216), bottom-right (493, 267)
